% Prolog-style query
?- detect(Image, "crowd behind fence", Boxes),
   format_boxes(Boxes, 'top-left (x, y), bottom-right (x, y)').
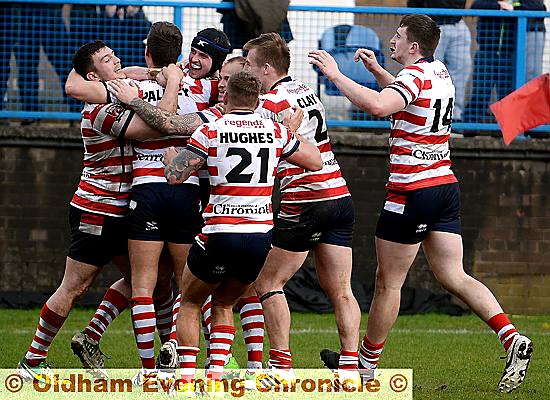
top-left (0, 1), bottom-right (548, 135)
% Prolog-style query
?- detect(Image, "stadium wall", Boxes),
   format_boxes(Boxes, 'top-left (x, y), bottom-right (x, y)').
top-left (0, 126), bottom-right (549, 314)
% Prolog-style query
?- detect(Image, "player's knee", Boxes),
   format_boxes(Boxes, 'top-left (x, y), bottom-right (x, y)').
top-left (62, 282), bottom-right (91, 301)
top-left (437, 271), bottom-right (468, 293)
top-left (374, 266), bottom-right (406, 290)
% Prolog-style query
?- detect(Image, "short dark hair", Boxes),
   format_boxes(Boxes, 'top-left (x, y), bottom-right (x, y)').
top-left (243, 33), bottom-right (290, 74)
top-left (72, 40), bottom-right (107, 77)
top-left (226, 71), bottom-right (261, 109)
top-left (399, 14), bottom-right (440, 57)
top-left (146, 21), bottom-right (183, 67)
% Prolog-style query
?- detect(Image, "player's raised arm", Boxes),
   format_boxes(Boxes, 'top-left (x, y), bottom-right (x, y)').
top-left (309, 50), bottom-right (405, 117)
top-left (65, 69), bottom-right (110, 103)
top-left (354, 48), bottom-right (395, 88)
top-left (108, 68), bottom-right (206, 137)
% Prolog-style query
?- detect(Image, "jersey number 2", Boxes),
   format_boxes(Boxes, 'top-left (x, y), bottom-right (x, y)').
top-left (308, 110), bottom-right (328, 143)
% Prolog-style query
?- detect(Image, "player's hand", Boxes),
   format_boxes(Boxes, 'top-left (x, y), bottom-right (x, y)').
top-left (107, 79), bottom-right (140, 104)
top-left (161, 64), bottom-right (184, 84)
top-left (214, 102), bottom-right (226, 114)
top-left (283, 106), bottom-right (304, 132)
top-left (354, 48), bottom-right (380, 73)
top-left (163, 146), bottom-right (179, 166)
top-left (308, 50), bottom-right (341, 81)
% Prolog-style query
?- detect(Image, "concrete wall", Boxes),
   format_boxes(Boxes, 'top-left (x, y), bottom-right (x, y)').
top-left (1, 127), bottom-right (549, 313)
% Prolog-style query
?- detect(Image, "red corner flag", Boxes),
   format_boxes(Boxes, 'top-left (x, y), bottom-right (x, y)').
top-left (490, 73), bottom-right (550, 145)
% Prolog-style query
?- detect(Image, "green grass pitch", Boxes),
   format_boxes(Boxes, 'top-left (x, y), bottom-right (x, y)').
top-left (1, 309), bottom-right (548, 399)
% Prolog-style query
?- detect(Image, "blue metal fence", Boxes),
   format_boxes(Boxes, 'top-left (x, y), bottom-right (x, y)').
top-left (0, 1), bottom-right (548, 134)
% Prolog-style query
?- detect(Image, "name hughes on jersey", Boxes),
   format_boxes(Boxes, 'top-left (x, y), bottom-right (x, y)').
top-left (213, 204), bottom-right (270, 215)
top-left (219, 131), bottom-right (274, 144)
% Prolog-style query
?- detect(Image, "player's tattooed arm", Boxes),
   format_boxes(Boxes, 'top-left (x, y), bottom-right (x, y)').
top-left (163, 147), bottom-right (206, 185)
top-left (127, 98), bottom-right (204, 136)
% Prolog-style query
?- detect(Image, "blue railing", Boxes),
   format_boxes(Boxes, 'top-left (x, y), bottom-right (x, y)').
top-left (0, 1), bottom-right (548, 134)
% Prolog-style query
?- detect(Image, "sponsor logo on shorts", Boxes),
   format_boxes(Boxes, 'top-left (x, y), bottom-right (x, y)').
top-left (415, 224), bottom-right (427, 234)
top-left (145, 221), bottom-right (158, 231)
top-left (310, 232), bottom-right (322, 242)
top-left (213, 264), bottom-right (226, 275)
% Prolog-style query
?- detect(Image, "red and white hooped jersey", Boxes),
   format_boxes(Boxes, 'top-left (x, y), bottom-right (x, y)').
top-left (186, 111), bottom-right (299, 234)
top-left (70, 102), bottom-right (135, 217)
top-left (131, 72), bottom-right (218, 186)
top-left (256, 77), bottom-right (350, 204)
top-left (385, 58), bottom-right (458, 192)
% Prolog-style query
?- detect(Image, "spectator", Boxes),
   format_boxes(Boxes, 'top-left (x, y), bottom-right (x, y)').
top-left (69, 4), bottom-right (102, 50)
top-left (103, 6), bottom-right (151, 68)
top-left (515, 1), bottom-right (546, 82)
top-left (407, 1), bottom-right (471, 123)
top-left (15, 4), bottom-right (73, 120)
top-left (0, 4), bottom-right (14, 113)
top-left (218, 0), bottom-right (293, 50)
top-left (463, 0), bottom-right (516, 123)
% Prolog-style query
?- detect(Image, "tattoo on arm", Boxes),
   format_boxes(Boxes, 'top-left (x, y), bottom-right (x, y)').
top-left (128, 98), bottom-right (203, 136)
top-left (165, 149), bottom-right (206, 183)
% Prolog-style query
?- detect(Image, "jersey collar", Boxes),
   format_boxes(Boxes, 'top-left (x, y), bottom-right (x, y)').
top-left (270, 76), bottom-right (293, 91)
top-left (416, 56), bottom-right (435, 63)
top-left (228, 110), bottom-right (255, 115)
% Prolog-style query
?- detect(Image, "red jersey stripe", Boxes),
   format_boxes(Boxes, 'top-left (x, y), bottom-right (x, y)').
top-left (211, 186), bottom-right (273, 197)
top-left (387, 174), bottom-right (458, 191)
top-left (285, 170), bottom-right (343, 189)
top-left (389, 145), bottom-right (412, 156)
top-left (133, 168), bottom-right (165, 178)
top-left (389, 159), bottom-right (452, 174)
top-left (136, 138), bottom-right (188, 150)
top-left (386, 191), bottom-right (406, 204)
top-left (262, 99), bottom-right (292, 114)
top-left (281, 186), bottom-right (350, 202)
top-left (391, 129), bottom-right (450, 145)
top-left (78, 181), bottom-right (131, 199)
top-left (71, 194), bottom-right (127, 215)
top-left (393, 111), bottom-right (427, 126)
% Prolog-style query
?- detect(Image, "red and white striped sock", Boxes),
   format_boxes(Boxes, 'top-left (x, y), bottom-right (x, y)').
top-left (155, 291), bottom-right (174, 344)
top-left (169, 293), bottom-right (181, 342)
top-left (24, 304), bottom-right (67, 366)
top-left (238, 296), bottom-right (264, 370)
top-left (268, 348), bottom-right (292, 370)
top-left (358, 337), bottom-right (385, 369)
top-left (487, 313), bottom-right (519, 350)
top-left (131, 297), bottom-right (156, 369)
top-left (201, 295), bottom-right (212, 367)
top-left (339, 349), bottom-right (359, 371)
top-left (207, 325), bottom-right (236, 380)
top-left (84, 287), bottom-right (128, 342)
top-left (177, 346), bottom-right (200, 383)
